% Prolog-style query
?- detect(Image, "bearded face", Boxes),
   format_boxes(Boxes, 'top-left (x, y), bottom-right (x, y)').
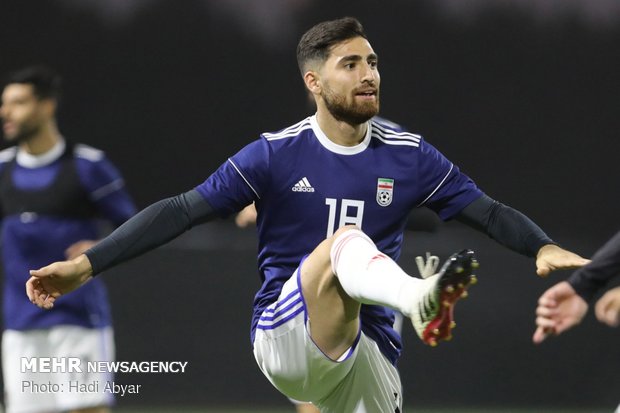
top-left (1, 84), bottom-right (48, 144)
top-left (2, 112), bottom-right (44, 143)
top-left (321, 80), bottom-right (380, 125)
top-left (313, 37), bottom-right (381, 126)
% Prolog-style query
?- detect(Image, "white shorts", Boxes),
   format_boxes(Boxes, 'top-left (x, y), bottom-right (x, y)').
top-left (253, 266), bottom-right (402, 413)
top-left (2, 326), bottom-right (115, 413)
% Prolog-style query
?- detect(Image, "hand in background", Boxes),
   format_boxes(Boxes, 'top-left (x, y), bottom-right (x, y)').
top-left (595, 286), bottom-right (620, 327)
top-left (533, 281), bottom-right (588, 344)
top-left (65, 239), bottom-right (98, 260)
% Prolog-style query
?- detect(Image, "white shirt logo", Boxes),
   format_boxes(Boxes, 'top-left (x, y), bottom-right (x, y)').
top-left (292, 177), bottom-right (315, 192)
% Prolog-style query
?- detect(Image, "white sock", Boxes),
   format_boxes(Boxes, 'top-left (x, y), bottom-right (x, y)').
top-left (330, 229), bottom-right (421, 317)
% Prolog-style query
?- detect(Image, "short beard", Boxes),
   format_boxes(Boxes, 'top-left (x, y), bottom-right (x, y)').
top-left (3, 121), bottom-right (41, 145)
top-left (321, 84), bottom-right (379, 125)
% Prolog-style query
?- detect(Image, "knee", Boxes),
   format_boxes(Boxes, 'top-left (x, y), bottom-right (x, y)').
top-left (329, 226), bottom-right (362, 273)
top-left (329, 226), bottom-right (376, 276)
top-left (330, 225), bottom-right (362, 241)
top-left (305, 226), bottom-right (370, 281)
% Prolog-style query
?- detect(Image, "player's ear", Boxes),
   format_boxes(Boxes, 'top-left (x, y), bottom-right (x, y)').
top-left (39, 98), bottom-right (57, 118)
top-left (303, 71), bottom-right (321, 95)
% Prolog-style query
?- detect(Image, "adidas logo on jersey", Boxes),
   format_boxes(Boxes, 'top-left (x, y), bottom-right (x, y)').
top-left (292, 177), bottom-right (315, 192)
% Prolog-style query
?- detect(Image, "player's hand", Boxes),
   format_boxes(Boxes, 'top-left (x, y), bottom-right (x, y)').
top-left (532, 281), bottom-right (588, 344)
top-left (594, 286), bottom-right (620, 327)
top-left (535, 244), bottom-right (590, 277)
top-left (26, 254), bottom-right (94, 310)
top-left (65, 239), bottom-right (98, 260)
top-left (235, 203), bottom-right (258, 228)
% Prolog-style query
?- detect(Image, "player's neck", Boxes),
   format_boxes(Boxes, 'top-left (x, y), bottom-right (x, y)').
top-left (316, 109), bottom-right (367, 147)
top-left (19, 122), bottom-right (61, 155)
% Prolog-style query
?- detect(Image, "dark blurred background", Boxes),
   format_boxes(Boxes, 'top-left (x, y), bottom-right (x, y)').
top-left (1, 0), bottom-right (619, 410)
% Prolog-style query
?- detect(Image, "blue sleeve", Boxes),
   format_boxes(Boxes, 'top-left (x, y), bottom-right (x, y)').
top-left (75, 156), bottom-right (137, 226)
top-left (416, 140), bottom-right (483, 220)
top-left (195, 138), bottom-right (270, 217)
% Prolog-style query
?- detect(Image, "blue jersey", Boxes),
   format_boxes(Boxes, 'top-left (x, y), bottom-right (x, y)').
top-left (0, 140), bottom-right (137, 330)
top-left (196, 115), bottom-right (482, 364)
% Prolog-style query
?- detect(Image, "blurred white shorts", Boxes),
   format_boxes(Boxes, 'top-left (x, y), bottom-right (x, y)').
top-left (2, 325), bottom-right (115, 413)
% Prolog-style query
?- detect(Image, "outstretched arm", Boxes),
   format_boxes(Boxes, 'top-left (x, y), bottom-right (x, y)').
top-left (455, 194), bottom-right (588, 276)
top-left (27, 189), bottom-right (219, 309)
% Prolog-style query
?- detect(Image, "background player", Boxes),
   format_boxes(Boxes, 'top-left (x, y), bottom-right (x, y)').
top-left (533, 229), bottom-right (620, 413)
top-left (26, 18), bottom-right (587, 412)
top-left (534, 229), bottom-right (620, 342)
top-left (0, 66), bottom-right (137, 413)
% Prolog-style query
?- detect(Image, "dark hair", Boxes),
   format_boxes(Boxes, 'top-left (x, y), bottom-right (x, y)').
top-left (4, 66), bottom-right (62, 102)
top-left (296, 17), bottom-right (367, 75)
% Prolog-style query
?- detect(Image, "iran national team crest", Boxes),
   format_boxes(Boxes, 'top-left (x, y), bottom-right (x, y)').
top-left (376, 178), bottom-right (394, 207)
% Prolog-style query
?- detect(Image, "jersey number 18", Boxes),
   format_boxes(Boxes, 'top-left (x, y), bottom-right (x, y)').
top-left (325, 198), bottom-right (365, 238)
